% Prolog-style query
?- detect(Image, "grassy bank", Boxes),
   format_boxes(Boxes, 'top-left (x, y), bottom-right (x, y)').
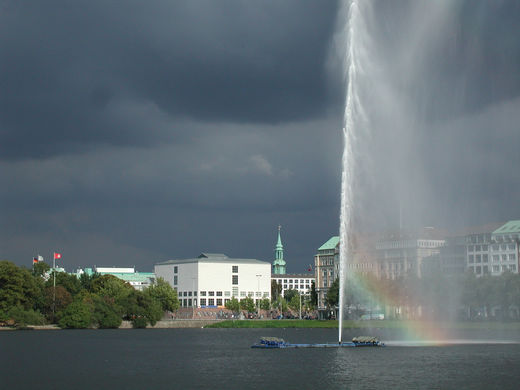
top-left (205, 319), bottom-right (520, 330)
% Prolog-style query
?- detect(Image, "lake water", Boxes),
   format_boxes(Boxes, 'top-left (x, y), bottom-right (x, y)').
top-left (1, 328), bottom-right (520, 389)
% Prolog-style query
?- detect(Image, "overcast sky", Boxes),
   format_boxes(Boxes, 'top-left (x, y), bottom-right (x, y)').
top-left (2, 1), bottom-right (520, 271)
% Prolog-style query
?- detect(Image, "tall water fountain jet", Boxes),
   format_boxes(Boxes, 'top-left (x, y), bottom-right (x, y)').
top-left (338, 0), bottom-right (369, 343)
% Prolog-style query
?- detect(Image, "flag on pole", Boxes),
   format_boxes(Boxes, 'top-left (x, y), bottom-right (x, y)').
top-left (307, 264), bottom-right (313, 272)
top-left (54, 252), bottom-right (62, 260)
top-left (38, 255), bottom-right (44, 262)
top-left (33, 257), bottom-right (38, 264)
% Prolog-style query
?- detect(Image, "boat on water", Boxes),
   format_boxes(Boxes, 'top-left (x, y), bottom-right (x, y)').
top-left (251, 336), bottom-right (385, 349)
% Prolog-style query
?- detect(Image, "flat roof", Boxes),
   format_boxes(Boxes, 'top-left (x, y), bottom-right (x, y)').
top-left (156, 253), bottom-right (269, 266)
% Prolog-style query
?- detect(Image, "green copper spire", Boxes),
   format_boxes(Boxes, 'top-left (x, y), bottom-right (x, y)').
top-left (273, 225), bottom-right (286, 275)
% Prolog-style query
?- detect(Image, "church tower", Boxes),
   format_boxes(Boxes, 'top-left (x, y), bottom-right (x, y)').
top-left (272, 225), bottom-right (287, 275)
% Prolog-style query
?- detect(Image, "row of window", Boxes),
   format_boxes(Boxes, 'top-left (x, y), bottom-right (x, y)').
top-left (283, 285), bottom-right (308, 290)
top-left (471, 264), bottom-right (517, 275)
top-left (468, 254), bottom-right (516, 263)
top-left (468, 244), bottom-right (516, 252)
top-left (276, 279), bottom-right (311, 284)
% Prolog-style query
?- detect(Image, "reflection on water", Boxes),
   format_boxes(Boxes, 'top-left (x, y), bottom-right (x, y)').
top-left (1, 328), bottom-right (519, 389)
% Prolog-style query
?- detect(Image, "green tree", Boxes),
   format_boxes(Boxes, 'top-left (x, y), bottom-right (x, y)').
top-left (57, 299), bottom-right (92, 329)
top-left (43, 285), bottom-right (72, 319)
top-left (46, 271), bottom-right (82, 296)
top-left (225, 297), bottom-right (240, 313)
top-left (90, 294), bottom-right (122, 329)
top-left (259, 298), bottom-right (271, 311)
top-left (240, 296), bottom-right (256, 313)
top-left (0, 261), bottom-right (42, 314)
top-left (7, 306), bottom-right (45, 327)
top-left (120, 289), bottom-right (163, 328)
top-left (288, 293), bottom-right (301, 312)
top-left (144, 278), bottom-right (179, 312)
top-left (325, 278), bottom-right (339, 308)
top-left (310, 281), bottom-right (318, 307)
top-left (271, 280), bottom-right (282, 301)
top-left (32, 262), bottom-right (50, 277)
top-left (283, 288), bottom-right (298, 302)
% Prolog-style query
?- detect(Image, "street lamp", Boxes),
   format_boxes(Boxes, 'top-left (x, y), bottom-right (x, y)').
top-left (256, 274), bottom-right (261, 316)
top-left (191, 277), bottom-right (196, 319)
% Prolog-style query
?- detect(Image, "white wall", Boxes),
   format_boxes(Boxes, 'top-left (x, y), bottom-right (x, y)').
top-left (155, 260), bottom-right (271, 307)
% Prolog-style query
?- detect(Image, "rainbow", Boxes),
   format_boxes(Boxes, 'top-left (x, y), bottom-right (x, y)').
top-left (342, 271), bottom-right (453, 345)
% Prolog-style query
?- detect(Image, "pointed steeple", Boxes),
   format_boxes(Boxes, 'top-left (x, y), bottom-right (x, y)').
top-left (273, 225), bottom-right (286, 274)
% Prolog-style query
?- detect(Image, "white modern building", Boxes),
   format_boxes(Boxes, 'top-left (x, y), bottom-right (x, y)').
top-left (155, 253), bottom-right (271, 308)
top-left (271, 273), bottom-right (315, 298)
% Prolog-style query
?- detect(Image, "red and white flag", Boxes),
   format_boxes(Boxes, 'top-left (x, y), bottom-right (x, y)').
top-left (54, 252), bottom-right (62, 260)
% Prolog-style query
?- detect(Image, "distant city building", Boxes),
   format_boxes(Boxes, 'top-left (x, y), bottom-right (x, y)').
top-left (75, 266), bottom-right (155, 291)
top-left (489, 220), bottom-right (520, 275)
top-left (155, 253), bottom-right (271, 308)
top-left (374, 228), bottom-right (446, 279)
top-left (272, 226), bottom-right (287, 275)
top-left (271, 273), bottom-right (315, 298)
top-left (314, 236), bottom-right (339, 312)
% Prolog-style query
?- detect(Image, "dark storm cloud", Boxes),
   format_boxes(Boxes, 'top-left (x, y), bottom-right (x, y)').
top-left (0, 0), bottom-right (339, 160)
top-left (2, 0), bottom-right (520, 271)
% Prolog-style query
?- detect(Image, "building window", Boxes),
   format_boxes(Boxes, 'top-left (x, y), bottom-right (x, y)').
top-left (483, 254), bottom-right (488, 263)
top-left (283, 285), bottom-right (287, 289)
top-left (224, 291), bottom-right (230, 296)
top-left (248, 291), bottom-right (253, 297)
top-left (240, 291), bottom-right (246, 297)
top-left (493, 255), bottom-right (499, 262)
top-left (509, 254), bottom-right (516, 261)
top-left (511, 265), bottom-right (517, 272)
top-left (216, 291), bottom-right (222, 296)
top-left (200, 299), bottom-right (206, 306)
top-left (476, 254), bottom-right (481, 263)
top-left (225, 298), bottom-right (230, 305)
top-left (194, 291), bottom-right (197, 296)
top-left (232, 287), bottom-right (238, 296)
top-left (493, 265), bottom-right (500, 273)
top-left (173, 275), bottom-right (178, 285)
top-left (482, 245), bottom-right (488, 251)
top-left (208, 299), bottom-right (215, 306)
top-left (232, 265), bottom-right (238, 273)
top-left (502, 254), bottom-right (508, 262)
top-left (188, 299), bottom-right (192, 307)
top-left (508, 244), bottom-right (516, 250)
top-left (256, 292), bottom-right (261, 297)
top-left (468, 255), bottom-right (474, 263)
top-left (188, 291), bottom-right (192, 296)
top-left (208, 291), bottom-right (215, 296)
top-left (174, 266), bottom-right (178, 273)
top-left (216, 299), bottom-right (223, 306)
top-left (183, 291), bottom-right (187, 297)
top-left (492, 244), bottom-right (499, 251)
top-left (232, 275), bottom-right (238, 285)
top-left (200, 291), bottom-right (206, 296)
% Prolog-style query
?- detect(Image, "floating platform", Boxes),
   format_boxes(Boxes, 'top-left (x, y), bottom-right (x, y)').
top-left (251, 336), bottom-right (385, 349)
